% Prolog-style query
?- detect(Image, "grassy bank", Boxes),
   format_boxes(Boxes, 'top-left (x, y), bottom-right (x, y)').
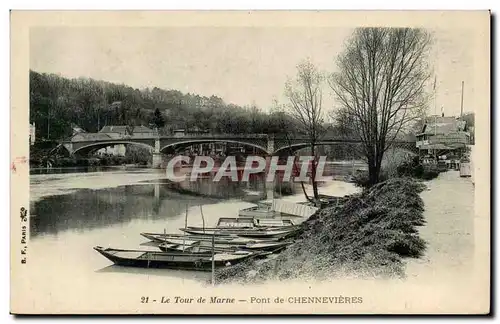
top-left (215, 177), bottom-right (428, 284)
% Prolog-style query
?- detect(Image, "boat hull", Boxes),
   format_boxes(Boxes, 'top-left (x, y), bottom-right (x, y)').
top-left (140, 232), bottom-right (280, 244)
top-left (238, 206), bottom-right (282, 218)
top-left (179, 227), bottom-right (300, 239)
top-left (159, 245), bottom-right (287, 259)
top-left (158, 240), bottom-right (291, 253)
top-left (94, 246), bottom-right (254, 271)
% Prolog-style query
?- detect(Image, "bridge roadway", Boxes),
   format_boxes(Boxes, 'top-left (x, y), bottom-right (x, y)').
top-left (62, 133), bottom-right (417, 168)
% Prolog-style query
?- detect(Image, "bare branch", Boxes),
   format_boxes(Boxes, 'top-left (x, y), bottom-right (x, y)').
top-left (329, 27), bottom-right (432, 185)
top-left (284, 58), bottom-right (326, 203)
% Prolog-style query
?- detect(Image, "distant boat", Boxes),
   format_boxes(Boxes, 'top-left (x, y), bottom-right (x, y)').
top-left (93, 246), bottom-right (255, 271)
top-left (238, 205), bottom-right (277, 218)
top-left (238, 202), bottom-right (282, 218)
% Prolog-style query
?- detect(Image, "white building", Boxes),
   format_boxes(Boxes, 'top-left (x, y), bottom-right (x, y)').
top-left (29, 123), bottom-right (35, 145)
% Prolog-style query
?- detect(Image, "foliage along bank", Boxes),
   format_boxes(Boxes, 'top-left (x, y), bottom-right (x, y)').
top-left (214, 177), bottom-right (429, 284)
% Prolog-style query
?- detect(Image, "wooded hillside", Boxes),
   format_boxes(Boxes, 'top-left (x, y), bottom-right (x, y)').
top-left (29, 70), bottom-right (299, 141)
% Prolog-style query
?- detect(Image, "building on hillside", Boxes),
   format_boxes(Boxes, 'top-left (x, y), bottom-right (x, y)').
top-left (96, 145), bottom-right (126, 157)
top-left (29, 123), bottom-right (35, 145)
top-left (71, 124), bottom-right (86, 136)
top-left (95, 125), bottom-right (154, 157)
top-left (99, 125), bottom-right (156, 136)
top-left (172, 127), bottom-right (210, 138)
top-left (416, 115), bottom-right (471, 166)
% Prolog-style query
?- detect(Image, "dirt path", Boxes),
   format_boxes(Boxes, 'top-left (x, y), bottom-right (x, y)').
top-left (405, 170), bottom-right (475, 279)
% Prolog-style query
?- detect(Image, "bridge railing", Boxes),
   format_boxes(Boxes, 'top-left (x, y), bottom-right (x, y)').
top-left (67, 131), bottom-right (416, 144)
top-left (166, 133), bottom-right (270, 139)
top-left (69, 133), bottom-right (272, 142)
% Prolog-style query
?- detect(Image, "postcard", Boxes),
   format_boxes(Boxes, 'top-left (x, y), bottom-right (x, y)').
top-left (10, 10), bottom-right (490, 314)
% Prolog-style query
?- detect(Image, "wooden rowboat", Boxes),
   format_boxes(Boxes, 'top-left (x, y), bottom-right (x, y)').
top-left (179, 226), bottom-right (301, 239)
top-left (140, 232), bottom-right (280, 244)
top-left (238, 203), bottom-right (282, 218)
top-left (158, 239), bottom-right (291, 253)
top-left (93, 246), bottom-right (255, 271)
top-left (216, 217), bottom-right (295, 228)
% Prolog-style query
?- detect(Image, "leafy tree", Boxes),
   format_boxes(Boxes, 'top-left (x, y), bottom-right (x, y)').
top-left (152, 108), bottom-right (165, 129)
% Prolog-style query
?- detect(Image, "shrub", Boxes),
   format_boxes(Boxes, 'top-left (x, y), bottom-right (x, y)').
top-left (396, 155), bottom-right (445, 181)
top-left (420, 166), bottom-right (441, 180)
top-left (352, 170), bottom-right (388, 188)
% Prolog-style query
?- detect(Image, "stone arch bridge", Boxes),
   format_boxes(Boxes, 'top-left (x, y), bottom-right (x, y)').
top-left (62, 133), bottom-right (417, 168)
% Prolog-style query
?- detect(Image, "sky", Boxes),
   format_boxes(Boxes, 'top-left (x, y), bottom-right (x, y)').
top-left (30, 26), bottom-right (477, 116)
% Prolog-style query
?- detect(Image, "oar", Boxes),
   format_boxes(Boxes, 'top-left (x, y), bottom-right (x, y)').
top-left (200, 205), bottom-right (206, 234)
top-left (164, 211), bottom-right (168, 246)
top-left (211, 232), bottom-right (216, 287)
top-left (183, 204), bottom-right (188, 252)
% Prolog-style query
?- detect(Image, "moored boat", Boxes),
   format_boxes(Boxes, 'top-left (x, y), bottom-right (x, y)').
top-left (216, 217), bottom-right (255, 228)
top-left (140, 232), bottom-right (281, 244)
top-left (216, 217), bottom-right (295, 228)
top-left (238, 203), bottom-right (281, 218)
top-left (158, 239), bottom-right (291, 253)
top-left (179, 226), bottom-right (301, 239)
top-left (93, 246), bottom-right (256, 271)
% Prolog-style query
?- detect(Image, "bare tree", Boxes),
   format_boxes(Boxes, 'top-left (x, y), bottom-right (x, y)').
top-left (271, 99), bottom-right (315, 204)
top-left (285, 59), bottom-right (326, 204)
top-left (329, 28), bottom-right (432, 186)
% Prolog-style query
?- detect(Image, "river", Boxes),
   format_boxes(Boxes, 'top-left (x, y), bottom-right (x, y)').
top-left (27, 164), bottom-right (361, 312)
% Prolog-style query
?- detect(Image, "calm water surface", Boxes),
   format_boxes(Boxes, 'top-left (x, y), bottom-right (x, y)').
top-left (27, 165), bottom-right (360, 310)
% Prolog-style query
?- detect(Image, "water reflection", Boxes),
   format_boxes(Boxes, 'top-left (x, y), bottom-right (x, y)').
top-left (30, 162), bottom-right (362, 239)
top-left (96, 265), bottom-right (211, 281)
top-left (30, 175), bottom-right (268, 238)
top-left (30, 166), bottom-right (141, 175)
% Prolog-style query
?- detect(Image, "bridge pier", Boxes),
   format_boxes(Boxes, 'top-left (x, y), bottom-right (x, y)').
top-left (151, 138), bottom-right (163, 169)
top-left (152, 153), bottom-right (163, 169)
top-left (154, 183), bottom-right (160, 201)
top-left (266, 138), bottom-right (275, 201)
top-left (62, 143), bottom-right (74, 155)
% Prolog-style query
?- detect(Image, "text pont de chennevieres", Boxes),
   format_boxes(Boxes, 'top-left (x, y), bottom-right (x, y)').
top-left (287, 296), bottom-right (363, 304)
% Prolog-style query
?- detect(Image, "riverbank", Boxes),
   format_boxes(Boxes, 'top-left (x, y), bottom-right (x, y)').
top-left (215, 177), bottom-right (428, 283)
top-left (405, 170), bottom-right (474, 279)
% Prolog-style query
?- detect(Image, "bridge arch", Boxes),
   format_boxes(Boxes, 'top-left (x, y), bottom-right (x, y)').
top-left (72, 141), bottom-right (155, 156)
top-left (272, 142), bottom-right (363, 156)
top-left (273, 141), bottom-right (418, 156)
top-left (160, 139), bottom-right (269, 155)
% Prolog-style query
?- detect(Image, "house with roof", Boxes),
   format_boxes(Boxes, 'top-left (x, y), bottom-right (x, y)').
top-left (94, 125), bottom-right (155, 157)
top-left (172, 126), bottom-right (210, 138)
top-left (416, 115), bottom-right (471, 163)
top-left (99, 125), bottom-right (156, 136)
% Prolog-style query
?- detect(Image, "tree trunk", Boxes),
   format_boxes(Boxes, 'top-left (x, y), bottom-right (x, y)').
top-left (282, 128), bottom-right (314, 204)
top-left (300, 181), bottom-right (313, 203)
top-left (368, 158), bottom-right (379, 186)
top-left (47, 114), bottom-right (50, 140)
top-left (310, 143), bottom-right (320, 204)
